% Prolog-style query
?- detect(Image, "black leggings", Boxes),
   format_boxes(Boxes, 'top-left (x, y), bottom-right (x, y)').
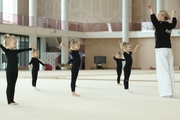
top-left (6, 71), bottom-right (18, 104)
top-left (116, 68), bottom-right (122, 83)
top-left (71, 67), bottom-right (79, 92)
top-left (32, 70), bottom-right (38, 87)
top-left (123, 66), bottom-right (131, 89)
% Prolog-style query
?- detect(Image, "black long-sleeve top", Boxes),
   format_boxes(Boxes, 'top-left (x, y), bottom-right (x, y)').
top-left (67, 59), bottom-right (73, 64)
top-left (70, 50), bottom-right (81, 68)
top-left (29, 57), bottom-right (45, 71)
top-left (150, 14), bottom-right (177, 48)
top-left (113, 57), bottom-right (125, 68)
top-left (0, 44), bottom-right (32, 72)
top-left (123, 52), bottom-right (132, 68)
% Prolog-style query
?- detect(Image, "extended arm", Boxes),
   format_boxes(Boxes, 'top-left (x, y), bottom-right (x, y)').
top-left (39, 60), bottom-right (45, 69)
top-left (16, 48), bottom-right (32, 53)
top-left (28, 59), bottom-right (32, 69)
top-left (39, 60), bottom-right (45, 66)
top-left (60, 42), bottom-right (71, 52)
top-left (0, 44), bottom-right (7, 53)
top-left (16, 44), bottom-right (34, 53)
top-left (132, 44), bottom-right (141, 53)
top-left (78, 41), bottom-right (81, 45)
top-left (147, 4), bottom-right (154, 15)
top-left (118, 40), bottom-right (124, 53)
top-left (112, 55), bottom-right (116, 60)
top-left (171, 10), bottom-right (177, 29)
top-left (147, 4), bottom-right (160, 29)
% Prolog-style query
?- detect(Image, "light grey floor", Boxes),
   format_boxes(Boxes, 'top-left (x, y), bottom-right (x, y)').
top-left (0, 70), bottom-right (180, 120)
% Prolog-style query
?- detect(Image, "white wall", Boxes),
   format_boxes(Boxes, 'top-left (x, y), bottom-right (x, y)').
top-left (1, 23), bottom-right (180, 38)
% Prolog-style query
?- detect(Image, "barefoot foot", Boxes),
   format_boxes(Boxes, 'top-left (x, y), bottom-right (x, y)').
top-left (72, 92), bottom-right (80, 97)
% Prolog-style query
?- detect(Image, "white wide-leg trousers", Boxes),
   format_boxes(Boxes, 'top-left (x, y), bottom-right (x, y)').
top-left (155, 48), bottom-right (175, 97)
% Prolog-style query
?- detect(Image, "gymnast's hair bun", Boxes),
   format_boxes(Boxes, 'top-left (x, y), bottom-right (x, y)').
top-left (3, 34), bottom-right (10, 41)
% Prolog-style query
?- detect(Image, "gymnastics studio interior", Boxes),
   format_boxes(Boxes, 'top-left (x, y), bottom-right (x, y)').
top-left (0, 0), bottom-right (180, 120)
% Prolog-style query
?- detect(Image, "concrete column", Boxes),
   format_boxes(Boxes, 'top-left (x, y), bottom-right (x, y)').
top-left (12, 0), bottom-right (18, 14)
top-left (156, 0), bottom-right (164, 15)
top-left (39, 37), bottom-right (46, 70)
top-left (12, 0), bottom-right (18, 24)
top-left (122, 0), bottom-right (129, 42)
top-left (61, 0), bottom-right (69, 65)
top-left (0, 0), bottom-right (3, 23)
top-left (122, 0), bottom-right (130, 68)
top-left (29, 0), bottom-right (37, 27)
top-left (29, 0), bottom-right (37, 62)
top-left (29, 34), bottom-right (37, 61)
top-left (0, 0), bottom-right (2, 12)
top-left (40, 37), bottom-right (46, 55)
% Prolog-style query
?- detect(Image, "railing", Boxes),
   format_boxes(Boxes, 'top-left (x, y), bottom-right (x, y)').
top-left (37, 17), bottom-right (62, 29)
top-left (37, 18), bottom-right (153, 32)
top-left (0, 12), bottom-right (34, 27)
top-left (37, 18), bottom-right (152, 32)
top-left (35, 17), bottom-right (180, 32)
top-left (1, 12), bottom-right (180, 32)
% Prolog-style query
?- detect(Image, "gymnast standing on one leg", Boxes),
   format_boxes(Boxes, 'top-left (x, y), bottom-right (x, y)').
top-left (60, 39), bottom-right (81, 97)
top-left (0, 34), bottom-right (34, 105)
top-left (118, 40), bottom-right (141, 93)
top-left (112, 51), bottom-right (125, 85)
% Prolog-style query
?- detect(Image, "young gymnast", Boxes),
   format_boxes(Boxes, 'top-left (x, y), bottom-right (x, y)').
top-left (60, 39), bottom-right (81, 97)
top-left (119, 40), bottom-right (141, 93)
top-left (112, 51), bottom-right (125, 85)
top-left (28, 49), bottom-right (45, 91)
top-left (147, 5), bottom-right (177, 98)
top-left (0, 34), bottom-right (34, 105)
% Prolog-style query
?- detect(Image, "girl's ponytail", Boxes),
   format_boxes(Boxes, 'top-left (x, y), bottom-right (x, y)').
top-left (3, 34), bottom-right (10, 47)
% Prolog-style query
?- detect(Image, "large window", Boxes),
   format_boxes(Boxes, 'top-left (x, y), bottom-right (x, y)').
top-left (16, 35), bottom-right (30, 70)
top-left (2, 0), bottom-right (17, 24)
top-left (3, 0), bottom-right (13, 24)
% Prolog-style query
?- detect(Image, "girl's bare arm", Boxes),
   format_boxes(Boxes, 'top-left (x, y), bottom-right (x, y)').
top-left (118, 40), bottom-right (124, 53)
top-left (132, 44), bottom-right (141, 53)
top-left (60, 42), bottom-right (71, 52)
